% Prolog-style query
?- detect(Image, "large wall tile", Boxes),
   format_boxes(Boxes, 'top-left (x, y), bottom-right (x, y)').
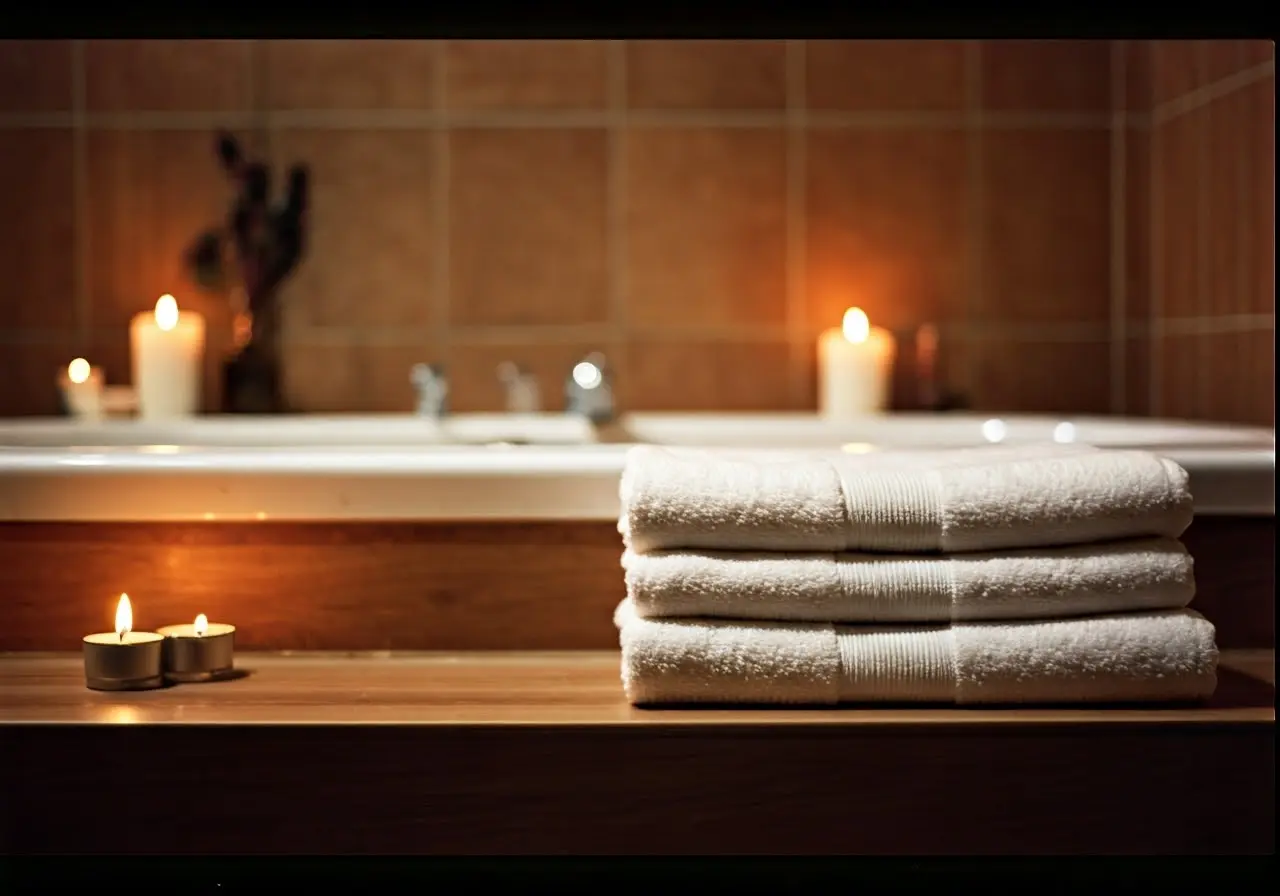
top-left (272, 129), bottom-right (436, 331)
top-left (449, 129), bottom-right (608, 327)
top-left (626, 127), bottom-right (786, 330)
top-left (981, 130), bottom-right (1111, 323)
top-left (0, 130), bottom-right (76, 330)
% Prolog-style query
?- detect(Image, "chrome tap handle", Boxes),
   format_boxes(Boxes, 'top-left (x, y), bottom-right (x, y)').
top-left (565, 352), bottom-right (615, 423)
top-left (410, 363), bottom-right (449, 418)
top-left (497, 362), bottom-right (542, 413)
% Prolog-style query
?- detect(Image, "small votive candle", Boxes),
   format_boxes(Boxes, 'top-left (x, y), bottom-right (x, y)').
top-left (157, 614), bottom-right (236, 682)
top-left (83, 594), bottom-right (164, 691)
top-left (58, 358), bottom-right (105, 421)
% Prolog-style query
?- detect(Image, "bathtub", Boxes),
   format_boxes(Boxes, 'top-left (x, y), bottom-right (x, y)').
top-left (0, 412), bottom-right (1272, 521)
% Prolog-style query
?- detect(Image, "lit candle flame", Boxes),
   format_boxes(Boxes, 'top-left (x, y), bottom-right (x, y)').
top-left (194, 613), bottom-right (208, 637)
top-left (67, 358), bottom-right (91, 385)
top-left (842, 307), bottom-right (870, 344)
top-left (115, 593), bottom-right (133, 641)
top-left (154, 294), bottom-right (180, 332)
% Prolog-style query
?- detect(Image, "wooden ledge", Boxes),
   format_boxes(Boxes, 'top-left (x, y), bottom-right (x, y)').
top-left (0, 650), bottom-right (1274, 726)
top-left (2, 651), bottom-right (1273, 855)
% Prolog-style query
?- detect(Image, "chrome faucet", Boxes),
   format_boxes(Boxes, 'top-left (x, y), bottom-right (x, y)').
top-left (564, 352), bottom-right (615, 423)
top-left (497, 362), bottom-right (541, 413)
top-left (410, 363), bottom-right (449, 419)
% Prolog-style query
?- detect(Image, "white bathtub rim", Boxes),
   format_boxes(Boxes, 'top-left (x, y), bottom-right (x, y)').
top-left (0, 413), bottom-right (1272, 520)
top-left (0, 445), bottom-right (1271, 521)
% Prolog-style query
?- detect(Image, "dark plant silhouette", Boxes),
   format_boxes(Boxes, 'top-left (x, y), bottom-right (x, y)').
top-left (185, 132), bottom-right (310, 343)
top-left (183, 132), bottom-right (310, 412)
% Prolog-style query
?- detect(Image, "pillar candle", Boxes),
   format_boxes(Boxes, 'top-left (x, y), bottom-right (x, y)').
top-left (817, 307), bottom-right (896, 418)
top-left (130, 294), bottom-right (206, 419)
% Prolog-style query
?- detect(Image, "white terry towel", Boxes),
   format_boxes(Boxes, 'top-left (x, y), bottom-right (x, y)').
top-left (619, 443), bottom-right (1193, 555)
top-left (614, 599), bottom-right (1218, 705)
top-left (623, 537), bottom-right (1196, 623)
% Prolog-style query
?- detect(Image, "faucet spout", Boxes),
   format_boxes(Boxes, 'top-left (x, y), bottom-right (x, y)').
top-left (565, 352), bottom-right (615, 423)
top-left (498, 362), bottom-right (542, 414)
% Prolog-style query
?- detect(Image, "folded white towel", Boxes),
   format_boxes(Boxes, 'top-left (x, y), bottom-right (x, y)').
top-left (623, 537), bottom-right (1195, 623)
top-left (619, 443), bottom-right (1193, 555)
top-left (614, 599), bottom-right (1218, 705)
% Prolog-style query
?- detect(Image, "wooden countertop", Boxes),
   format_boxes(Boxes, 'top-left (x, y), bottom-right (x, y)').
top-left (1, 649), bottom-right (1273, 726)
top-left (3, 650), bottom-right (1273, 855)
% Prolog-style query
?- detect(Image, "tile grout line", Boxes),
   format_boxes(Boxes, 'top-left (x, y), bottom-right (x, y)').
top-left (1195, 88), bottom-right (1212, 418)
top-left (250, 40), bottom-right (274, 160)
top-left (70, 40), bottom-right (89, 345)
top-left (248, 39), bottom-right (272, 208)
top-left (962, 40), bottom-right (984, 395)
top-left (606, 39), bottom-right (630, 393)
top-left (245, 39), bottom-right (261, 132)
top-left (1151, 58), bottom-right (1275, 125)
top-left (245, 39), bottom-right (265, 401)
top-left (1108, 41), bottom-right (1128, 414)
top-left (1236, 67), bottom-right (1252, 328)
top-left (431, 41), bottom-right (452, 371)
top-left (0, 113), bottom-right (73, 127)
top-left (287, 321), bottom-right (1132, 345)
top-left (13, 316), bottom-right (1216, 348)
top-left (1160, 313), bottom-right (1275, 335)
top-left (1148, 97), bottom-right (1165, 416)
top-left (242, 39), bottom-right (277, 407)
top-left (252, 39), bottom-right (271, 159)
top-left (0, 110), bottom-right (1120, 131)
top-left (784, 39), bottom-right (808, 409)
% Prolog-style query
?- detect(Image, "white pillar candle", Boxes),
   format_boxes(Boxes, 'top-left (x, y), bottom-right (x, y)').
top-left (817, 307), bottom-right (896, 418)
top-left (130, 294), bottom-right (206, 419)
top-left (57, 357), bottom-right (104, 420)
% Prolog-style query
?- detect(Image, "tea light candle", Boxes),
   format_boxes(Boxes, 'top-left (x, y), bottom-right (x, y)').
top-left (58, 358), bottom-right (105, 420)
top-left (157, 613), bottom-right (236, 683)
top-left (83, 594), bottom-right (164, 691)
top-left (130, 294), bottom-right (206, 420)
top-left (817, 307), bottom-right (896, 418)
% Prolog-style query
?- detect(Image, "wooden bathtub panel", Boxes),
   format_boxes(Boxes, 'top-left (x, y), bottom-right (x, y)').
top-left (0, 521), bottom-right (626, 651)
top-left (0, 516), bottom-right (1271, 651)
top-left (1180, 516), bottom-right (1276, 649)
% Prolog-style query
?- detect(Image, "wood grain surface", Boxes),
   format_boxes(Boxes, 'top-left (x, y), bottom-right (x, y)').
top-left (0, 649), bottom-right (1272, 724)
top-left (0, 651), bottom-right (1272, 855)
top-left (0, 516), bottom-right (1271, 652)
top-left (0, 520), bottom-right (626, 651)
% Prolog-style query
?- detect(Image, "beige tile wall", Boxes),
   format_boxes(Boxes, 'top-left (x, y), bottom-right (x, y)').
top-left (0, 39), bottom-right (1269, 422)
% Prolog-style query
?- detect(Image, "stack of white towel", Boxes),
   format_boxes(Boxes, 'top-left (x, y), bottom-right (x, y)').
top-left (615, 442), bottom-right (1219, 706)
